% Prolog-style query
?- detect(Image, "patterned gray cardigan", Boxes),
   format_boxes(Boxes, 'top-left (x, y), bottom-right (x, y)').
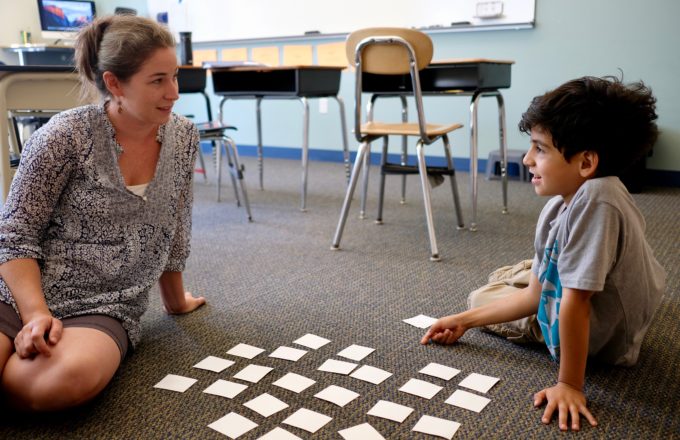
top-left (0, 105), bottom-right (198, 347)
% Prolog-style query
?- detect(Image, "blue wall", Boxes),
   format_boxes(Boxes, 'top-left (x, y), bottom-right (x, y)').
top-left (173, 0), bottom-right (680, 183)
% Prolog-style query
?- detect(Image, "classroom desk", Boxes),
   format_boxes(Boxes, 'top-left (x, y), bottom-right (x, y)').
top-left (362, 58), bottom-right (513, 231)
top-left (0, 65), bottom-right (81, 203)
top-left (3, 44), bottom-right (75, 66)
top-left (211, 65), bottom-right (349, 211)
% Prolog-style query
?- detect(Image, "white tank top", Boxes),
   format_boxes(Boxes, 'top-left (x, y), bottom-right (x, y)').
top-left (126, 183), bottom-right (149, 197)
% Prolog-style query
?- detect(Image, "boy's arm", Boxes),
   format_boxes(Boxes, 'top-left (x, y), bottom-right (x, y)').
top-left (421, 272), bottom-right (542, 345)
top-left (534, 287), bottom-right (598, 431)
top-left (158, 271), bottom-right (206, 314)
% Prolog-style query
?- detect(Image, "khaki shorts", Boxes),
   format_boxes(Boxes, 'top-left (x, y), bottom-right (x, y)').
top-left (468, 259), bottom-right (544, 344)
top-left (0, 301), bottom-right (129, 359)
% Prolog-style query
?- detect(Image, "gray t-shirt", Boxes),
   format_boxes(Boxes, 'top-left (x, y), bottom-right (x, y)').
top-left (0, 105), bottom-right (198, 347)
top-left (532, 177), bottom-right (665, 366)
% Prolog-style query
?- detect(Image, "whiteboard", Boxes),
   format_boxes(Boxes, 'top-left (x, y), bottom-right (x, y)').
top-left (147, 0), bottom-right (535, 43)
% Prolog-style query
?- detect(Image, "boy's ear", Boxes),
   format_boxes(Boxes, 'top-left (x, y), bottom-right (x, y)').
top-left (579, 150), bottom-right (599, 178)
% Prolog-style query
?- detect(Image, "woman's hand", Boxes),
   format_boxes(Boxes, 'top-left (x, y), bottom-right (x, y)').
top-left (534, 382), bottom-right (598, 431)
top-left (14, 313), bottom-right (63, 358)
top-left (163, 291), bottom-right (206, 315)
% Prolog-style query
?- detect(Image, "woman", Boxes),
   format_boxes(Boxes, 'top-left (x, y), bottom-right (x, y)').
top-left (0, 15), bottom-right (205, 411)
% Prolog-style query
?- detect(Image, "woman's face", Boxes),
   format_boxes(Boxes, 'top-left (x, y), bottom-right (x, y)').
top-left (117, 46), bottom-right (179, 126)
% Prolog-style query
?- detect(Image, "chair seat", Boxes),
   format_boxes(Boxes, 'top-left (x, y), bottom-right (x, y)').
top-left (196, 121), bottom-right (237, 137)
top-left (360, 121), bottom-right (463, 137)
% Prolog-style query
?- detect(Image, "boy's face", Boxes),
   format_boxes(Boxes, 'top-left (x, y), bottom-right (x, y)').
top-left (523, 127), bottom-right (591, 205)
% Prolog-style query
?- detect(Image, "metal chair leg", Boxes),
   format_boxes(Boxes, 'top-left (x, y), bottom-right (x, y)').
top-left (331, 141), bottom-right (369, 250)
top-left (399, 95), bottom-right (408, 204)
top-left (196, 143), bottom-right (208, 182)
top-left (216, 137), bottom-right (223, 202)
top-left (221, 135), bottom-right (242, 207)
top-left (359, 148), bottom-right (370, 219)
top-left (224, 136), bottom-right (253, 222)
top-left (376, 136), bottom-right (388, 224)
top-left (442, 134), bottom-right (464, 229)
top-left (331, 96), bottom-right (351, 183)
top-left (416, 141), bottom-right (440, 262)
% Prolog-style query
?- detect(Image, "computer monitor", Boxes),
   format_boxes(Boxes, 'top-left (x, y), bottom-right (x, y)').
top-left (37, 0), bottom-right (96, 43)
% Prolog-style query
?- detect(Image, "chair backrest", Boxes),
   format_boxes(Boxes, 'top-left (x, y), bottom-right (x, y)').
top-left (345, 27), bottom-right (434, 143)
top-left (345, 27), bottom-right (433, 75)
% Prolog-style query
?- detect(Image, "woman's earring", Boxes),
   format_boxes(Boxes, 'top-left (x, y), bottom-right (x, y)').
top-left (117, 99), bottom-right (123, 114)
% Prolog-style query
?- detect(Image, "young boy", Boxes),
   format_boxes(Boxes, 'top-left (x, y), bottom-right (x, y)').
top-left (421, 76), bottom-right (666, 431)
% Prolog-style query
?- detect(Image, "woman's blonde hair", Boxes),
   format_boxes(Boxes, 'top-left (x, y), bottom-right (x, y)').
top-left (74, 15), bottom-right (175, 101)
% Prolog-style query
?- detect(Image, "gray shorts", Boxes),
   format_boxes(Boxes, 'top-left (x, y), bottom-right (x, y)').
top-left (0, 301), bottom-right (129, 359)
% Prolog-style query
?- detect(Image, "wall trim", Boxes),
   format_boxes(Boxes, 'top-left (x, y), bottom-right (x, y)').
top-left (201, 142), bottom-right (680, 187)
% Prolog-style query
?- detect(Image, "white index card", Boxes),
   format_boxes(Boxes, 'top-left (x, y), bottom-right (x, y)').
top-left (293, 333), bottom-right (331, 350)
top-left (367, 400), bottom-right (414, 423)
top-left (412, 415), bottom-right (461, 440)
top-left (282, 408), bottom-right (332, 434)
top-left (314, 385), bottom-right (360, 407)
top-left (233, 364), bottom-right (274, 383)
top-left (193, 356), bottom-right (235, 373)
top-left (257, 427), bottom-right (303, 440)
top-left (349, 365), bottom-right (392, 385)
top-left (337, 344), bottom-right (375, 361)
top-left (399, 378), bottom-right (443, 399)
top-left (227, 343), bottom-right (265, 359)
top-left (208, 412), bottom-right (258, 439)
top-left (153, 374), bottom-right (197, 393)
top-left (273, 372), bottom-right (316, 394)
top-left (445, 389), bottom-right (491, 413)
top-left (317, 358), bottom-right (358, 375)
top-left (244, 393), bottom-right (289, 417)
top-left (203, 379), bottom-right (248, 399)
top-left (339, 422), bottom-right (386, 440)
top-left (403, 314), bottom-right (438, 329)
top-left (458, 372), bottom-right (500, 393)
top-left (419, 363), bottom-right (461, 381)
top-left (269, 346), bottom-right (308, 362)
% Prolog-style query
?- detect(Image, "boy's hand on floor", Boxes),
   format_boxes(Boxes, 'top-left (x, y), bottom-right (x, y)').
top-left (534, 382), bottom-right (598, 431)
top-left (420, 315), bottom-right (467, 345)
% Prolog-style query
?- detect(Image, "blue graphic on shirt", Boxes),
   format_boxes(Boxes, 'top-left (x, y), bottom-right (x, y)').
top-left (537, 239), bottom-right (562, 361)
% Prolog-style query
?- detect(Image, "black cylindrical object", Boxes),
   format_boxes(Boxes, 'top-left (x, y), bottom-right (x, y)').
top-left (179, 31), bottom-right (193, 66)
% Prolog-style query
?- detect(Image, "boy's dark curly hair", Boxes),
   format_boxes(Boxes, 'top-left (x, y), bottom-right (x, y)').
top-left (518, 76), bottom-right (658, 177)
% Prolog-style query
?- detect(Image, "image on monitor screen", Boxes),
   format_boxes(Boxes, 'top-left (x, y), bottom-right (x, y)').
top-left (38, 0), bottom-right (95, 33)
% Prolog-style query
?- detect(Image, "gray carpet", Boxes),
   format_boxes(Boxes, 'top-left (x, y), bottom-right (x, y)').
top-left (2, 155), bottom-right (679, 439)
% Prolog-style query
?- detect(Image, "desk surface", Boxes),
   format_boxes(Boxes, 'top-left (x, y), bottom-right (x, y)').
top-left (0, 65), bottom-right (75, 78)
top-left (363, 58), bottom-right (513, 93)
top-left (432, 58), bottom-right (515, 65)
top-left (212, 65), bottom-right (344, 72)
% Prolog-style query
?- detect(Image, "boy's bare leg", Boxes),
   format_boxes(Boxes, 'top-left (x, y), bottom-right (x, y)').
top-left (1, 327), bottom-right (121, 411)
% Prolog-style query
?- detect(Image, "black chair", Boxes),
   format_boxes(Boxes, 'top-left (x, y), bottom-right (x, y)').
top-left (178, 67), bottom-right (252, 221)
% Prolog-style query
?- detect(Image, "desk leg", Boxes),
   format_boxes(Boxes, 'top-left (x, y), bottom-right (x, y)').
top-left (400, 96), bottom-right (408, 204)
top-left (216, 135), bottom-right (223, 202)
top-left (495, 92), bottom-right (509, 214)
top-left (469, 92), bottom-right (482, 231)
top-left (256, 97), bottom-right (264, 190)
top-left (332, 96), bottom-right (350, 183)
top-left (299, 97), bottom-right (310, 212)
top-left (0, 100), bottom-right (10, 202)
top-left (360, 97), bottom-right (378, 219)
